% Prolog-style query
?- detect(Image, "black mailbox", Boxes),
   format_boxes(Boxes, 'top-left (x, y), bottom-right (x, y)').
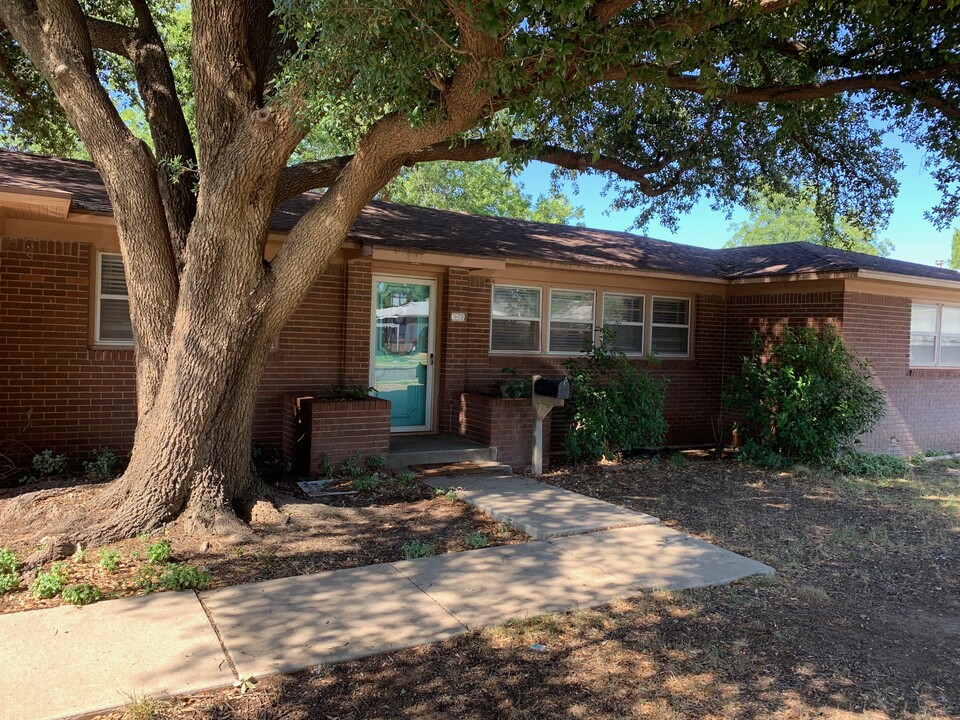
top-left (534, 377), bottom-right (571, 400)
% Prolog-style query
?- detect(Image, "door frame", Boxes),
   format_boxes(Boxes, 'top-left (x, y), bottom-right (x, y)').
top-left (369, 274), bottom-right (438, 433)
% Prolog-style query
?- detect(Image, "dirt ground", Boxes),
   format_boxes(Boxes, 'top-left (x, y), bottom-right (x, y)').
top-left (0, 474), bottom-right (526, 614)
top-left (81, 454), bottom-right (960, 720)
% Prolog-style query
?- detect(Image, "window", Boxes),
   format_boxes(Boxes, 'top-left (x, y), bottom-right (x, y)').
top-left (491, 285), bottom-right (541, 352)
top-left (96, 253), bottom-right (133, 344)
top-left (651, 296), bottom-right (690, 356)
top-left (602, 293), bottom-right (644, 353)
top-left (911, 302), bottom-right (960, 367)
top-left (549, 289), bottom-right (595, 353)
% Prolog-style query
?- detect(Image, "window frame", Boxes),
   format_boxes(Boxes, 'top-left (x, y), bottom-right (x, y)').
top-left (547, 287), bottom-right (597, 355)
top-left (601, 292), bottom-right (645, 355)
top-left (650, 295), bottom-right (691, 358)
top-left (489, 283), bottom-right (543, 354)
top-left (94, 252), bottom-right (134, 347)
top-left (910, 301), bottom-right (960, 368)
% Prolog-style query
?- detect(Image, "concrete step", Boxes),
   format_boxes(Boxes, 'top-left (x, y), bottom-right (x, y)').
top-left (411, 460), bottom-right (513, 477)
top-left (387, 435), bottom-right (497, 469)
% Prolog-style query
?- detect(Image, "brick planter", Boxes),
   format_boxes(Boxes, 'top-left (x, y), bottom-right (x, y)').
top-left (282, 393), bottom-right (391, 474)
top-left (458, 393), bottom-right (552, 471)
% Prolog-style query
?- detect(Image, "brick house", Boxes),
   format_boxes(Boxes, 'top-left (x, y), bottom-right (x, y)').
top-left (2, 150), bottom-right (959, 470)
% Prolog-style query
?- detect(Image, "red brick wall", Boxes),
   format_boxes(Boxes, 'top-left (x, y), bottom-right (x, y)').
top-left (303, 396), bottom-right (391, 471)
top-left (842, 292), bottom-right (960, 455)
top-left (458, 393), bottom-right (550, 470)
top-left (0, 238), bottom-right (137, 457)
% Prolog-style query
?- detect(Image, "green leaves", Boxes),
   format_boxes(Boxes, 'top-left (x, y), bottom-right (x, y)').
top-left (724, 326), bottom-right (887, 466)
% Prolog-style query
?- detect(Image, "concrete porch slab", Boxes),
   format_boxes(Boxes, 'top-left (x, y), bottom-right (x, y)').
top-left (422, 474), bottom-right (659, 540)
top-left (387, 434), bottom-right (497, 469)
top-left (0, 591), bottom-right (230, 720)
top-left (390, 542), bottom-right (636, 630)
top-left (548, 524), bottom-right (775, 590)
top-left (200, 563), bottom-right (466, 678)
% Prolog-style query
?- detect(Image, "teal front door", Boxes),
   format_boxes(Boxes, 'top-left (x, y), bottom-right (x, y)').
top-left (371, 277), bottom-right (436, 431)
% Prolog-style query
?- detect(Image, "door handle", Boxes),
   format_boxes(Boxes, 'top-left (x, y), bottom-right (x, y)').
top-left (429, 353), bottom-right (435, 366)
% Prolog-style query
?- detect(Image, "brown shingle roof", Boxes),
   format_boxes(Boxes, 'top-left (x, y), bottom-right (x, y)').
top-left (1, 149), bottom-right (958, 285)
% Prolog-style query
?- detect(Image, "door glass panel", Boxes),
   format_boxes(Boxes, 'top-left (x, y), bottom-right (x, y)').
top-left (373, 281), bottom-right (431, 429)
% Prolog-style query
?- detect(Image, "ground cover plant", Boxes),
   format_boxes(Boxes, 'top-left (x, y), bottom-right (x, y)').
top-left (85, 454), bottom-right (959, 719)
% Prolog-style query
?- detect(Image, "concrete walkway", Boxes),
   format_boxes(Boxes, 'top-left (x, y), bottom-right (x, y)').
top-left (0, 477), bottom-right (773, 720)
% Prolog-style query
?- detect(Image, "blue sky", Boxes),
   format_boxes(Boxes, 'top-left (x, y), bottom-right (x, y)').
top-left (518, 142), bottom-right (957, 267)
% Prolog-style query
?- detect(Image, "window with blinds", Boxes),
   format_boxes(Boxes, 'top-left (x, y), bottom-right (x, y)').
top-left (911, 302), bottom-right (960, 367)
top-left (548, 289), bottom-right (595, 353)
top-left (602, 293), bottom-right (644, 353)
top-left (490, 285), bottom-right (541, 352)
top-left (97, 253), bottom-right (133, 344)
top-left (650, 296), bottom-right (690, 356)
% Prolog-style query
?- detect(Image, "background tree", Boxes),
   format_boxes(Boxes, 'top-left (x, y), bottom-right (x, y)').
top-left (0, 0), bottom-right (958, 550)
top-left (726, 188), bottom-right (894, 256)
top-left (379, 160), bottom-right (584, 224)
top-left (951, 228), bottom-right (960, 269)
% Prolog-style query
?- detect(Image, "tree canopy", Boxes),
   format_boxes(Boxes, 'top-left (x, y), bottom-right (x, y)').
top-left (726, 188), bottom-right (894, 256)
top-left (380, 160), bottom-right (584, 224)
top-left (951, 228), bottom-right (960, 269)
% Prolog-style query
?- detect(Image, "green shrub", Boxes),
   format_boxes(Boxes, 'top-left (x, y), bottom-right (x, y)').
top-left (61, 583), bottom-right (103, 606)
top-left (670, 453), bottom-right (687, 468)
top-left (563, 327), bottom-right (668, 462)
top-left (339, 453), bottom-right (365, 478)
top-left (724, 326), bottom-right (886, 466)
top-left (499, 367), bottom-right (532, 398)
top-left (0, 572), bottom-right (19, 594)
top-left (392, 470), bottom-right (417, 486)
top-left (0, 547), bottom-right (19, 575)
top-left (147, 540), bottom-right (172, 564)
top-left (365, 455), bottom-right (388, 471)
top-left (351, 473), bottom-right (381, 491)
top-left (465, 532), bottom-right (488, 549)
top-left (98, 549), bottom-right (121, 573)
top-left (159, 563), bottom-right (210, 591)
top-left (402, 540), bottom-right (436, 559)
top-left (30, 563), bottom-right (67, 599)
top-left (32, 449), bottom-right (67, 476)
top-left (84, 447), bottom-right (121, 480)
top-left (834, 452), bottom-right (910, 478)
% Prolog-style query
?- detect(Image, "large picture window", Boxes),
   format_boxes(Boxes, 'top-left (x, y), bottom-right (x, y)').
top-left (96, 253), bottom-right (133, 345)
top-left (602, 293), bottom-right (644, 353)
top-left (911, 302), bottom-right (960, 367)
top-left (651, 296), bottom-right (690, 356)
top-left (548, 289), bottom-right (595, 353)
top-left (491, 285), bottom-right (541, 352)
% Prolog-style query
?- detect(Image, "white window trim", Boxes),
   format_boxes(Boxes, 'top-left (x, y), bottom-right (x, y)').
top-left (95, 252), bottom-right (134, 347)
top-left (489, 283), bottom-right (542, 354)
top-left (910, 301), bottom-right (960, 369)
top-left (547, 288), bottom-right (597, 355)
top-left (602, 292), bottom-right (645, 355)
top-left (650, 295), bottom-right (691, 358)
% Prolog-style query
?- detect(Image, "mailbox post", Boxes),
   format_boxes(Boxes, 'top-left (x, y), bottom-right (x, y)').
top-left (531, 375), bottom-right (571, 475)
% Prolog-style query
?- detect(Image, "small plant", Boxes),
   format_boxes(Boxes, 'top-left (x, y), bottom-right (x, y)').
top-left (339, 453), bottom-right (365, 478)
top-left (393, 470), bottom-right (417, 485)
top-left (465, 532), bottom-right (488, 549)
top-left (316, 452), bottom-right (334, 478)
top-left (122, 691), bottom-right (170, 720)
top-left (61, 582), bottom-right (103, 606)
top-left (402, 540), bottom-right (436, 559)
top-left (0, 572), bottom-right (19, 594)
top-left (134, 565), bottom-right (161, 593)
top-left (330, 381), bottom-right (374, 400)
top-left (563, 326), bottom-right (668, 462)
top-left (30, 563), bottom-right (67, 599)
top-left (72, 545), bottom-right (87, 563)
top-left (147, 539), bottom-right (173, 564)
top-left (159, 563), bottom-right (210, 591)
top-left (233, 675), bottom-right (257, 695)
top-left (670, 453), bottom-right (687, 468)
top-left (366, 455), bottom-right (388, 471)
top-left (498, 367), bottom-right (532, 398)
top-left (351, 473), bottom-right (381, 491)
top-left (32, 449), bottom-right (67, 476)
top-left (0, 547), bottom-right (18, 575)
top-left (98, 549), bottom-right (121, 573)
top-left (84, 447), bottom-right (121, 480)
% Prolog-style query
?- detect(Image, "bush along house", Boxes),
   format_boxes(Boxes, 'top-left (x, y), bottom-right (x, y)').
top-left (2, 149), bottom-right (959, 473)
